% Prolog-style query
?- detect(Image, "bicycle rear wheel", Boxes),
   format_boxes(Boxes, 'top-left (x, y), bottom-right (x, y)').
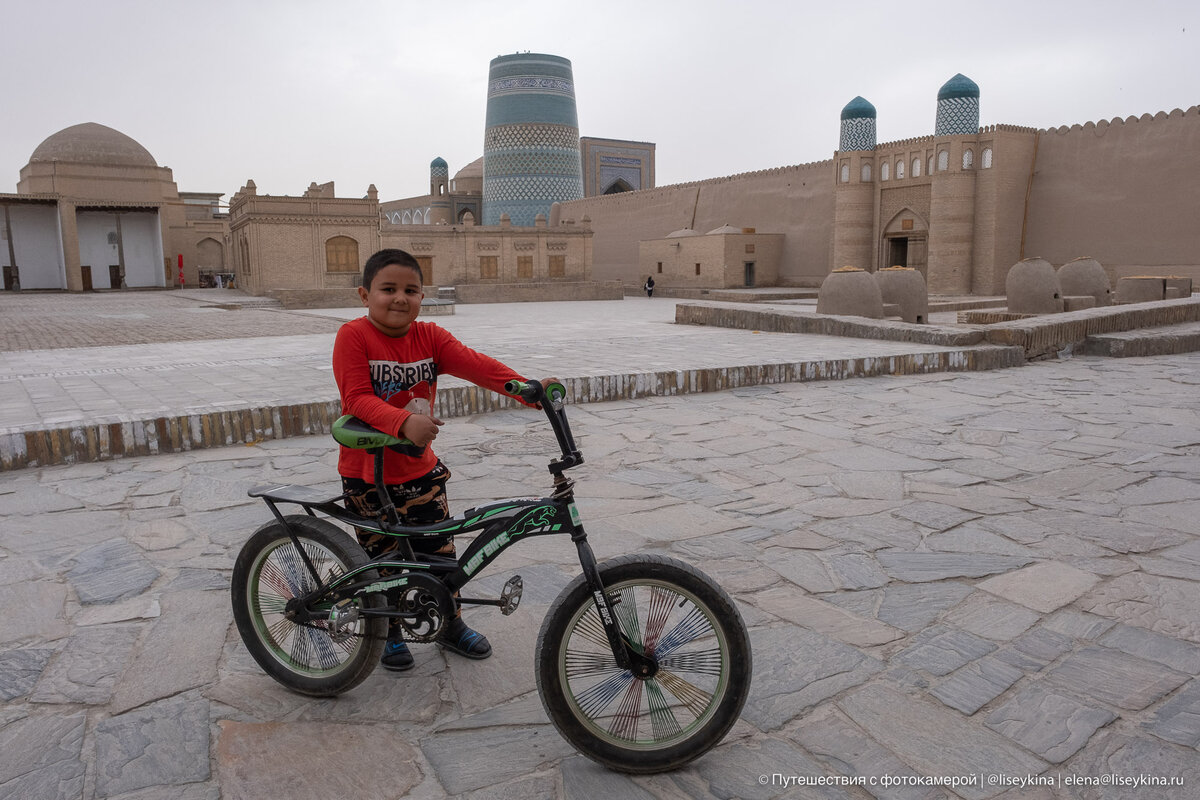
top-left (535, 554), bottom-right (752, 773)
top-left (231, 515), bottom-right (385, 696)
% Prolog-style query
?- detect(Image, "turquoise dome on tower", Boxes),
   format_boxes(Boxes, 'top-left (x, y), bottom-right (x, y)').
top-left (840, 96), bottom-right (877, 121)
top-left (430, 156), bottom-right (448, 170)
top-left (937, 73), bottom-right (980, 101)
top-left (839, 96), bottom-right (877, 152)
top-left (935, 74), bottom-right (980, 136)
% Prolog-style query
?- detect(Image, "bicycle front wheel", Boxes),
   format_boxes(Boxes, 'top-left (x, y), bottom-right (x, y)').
top-left (231, 514), bottom-right (385, 696)
top-left (535, 554), bottom-right (752, 773)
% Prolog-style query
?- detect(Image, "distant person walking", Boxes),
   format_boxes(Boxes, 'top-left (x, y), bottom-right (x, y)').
top-left (643, 276), bottom-right (655, 298)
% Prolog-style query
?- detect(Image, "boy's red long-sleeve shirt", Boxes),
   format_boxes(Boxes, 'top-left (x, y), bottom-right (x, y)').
top-left (333, 316), bottom-right (525, 484)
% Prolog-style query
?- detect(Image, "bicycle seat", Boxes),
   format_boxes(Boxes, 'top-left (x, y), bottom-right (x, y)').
top-left (332, 414), bottom-right (412, 450)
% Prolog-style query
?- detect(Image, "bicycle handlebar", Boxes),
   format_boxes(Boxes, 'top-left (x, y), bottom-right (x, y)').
top-left (506, 379), bottom-right (583, 472)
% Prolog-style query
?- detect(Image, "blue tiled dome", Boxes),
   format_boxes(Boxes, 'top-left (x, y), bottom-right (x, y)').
top-left (840, 96), bottom-right (877, 121)
top-left (938, 74), bottom-right (979, 101)
top-left (430, 157), bottom-right (448, 169)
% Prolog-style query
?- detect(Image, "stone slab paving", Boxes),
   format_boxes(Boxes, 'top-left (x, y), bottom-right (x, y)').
top-left (0, 294), bottom-right (991, 436)
top-left (1, 349), bottom-right (1199, 797)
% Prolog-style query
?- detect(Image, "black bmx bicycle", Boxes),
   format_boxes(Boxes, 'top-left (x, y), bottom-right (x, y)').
top-left (230, 380), bottom-right (752, 772)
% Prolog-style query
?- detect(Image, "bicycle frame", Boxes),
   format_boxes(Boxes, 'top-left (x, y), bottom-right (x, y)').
top-left (249, 380), bottom-right (642, 672)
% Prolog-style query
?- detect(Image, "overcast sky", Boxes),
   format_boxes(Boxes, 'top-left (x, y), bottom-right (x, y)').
top-left (2, 0), bottom-right (1195, 203)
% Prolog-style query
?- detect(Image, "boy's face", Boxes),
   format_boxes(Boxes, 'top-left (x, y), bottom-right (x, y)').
top-left (358, 263), bottom-right (424, 337)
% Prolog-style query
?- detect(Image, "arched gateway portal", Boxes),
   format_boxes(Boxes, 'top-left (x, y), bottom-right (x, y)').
top-left (881, 208), bottom-right (928, 277)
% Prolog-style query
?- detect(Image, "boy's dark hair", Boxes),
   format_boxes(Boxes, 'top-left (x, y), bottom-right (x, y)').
top-left (362, 248), bottom-right (423, 289)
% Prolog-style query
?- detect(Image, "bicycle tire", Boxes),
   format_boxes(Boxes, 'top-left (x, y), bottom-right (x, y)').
top-left (231, 514), bottom-right (385, 696)
top-left (535, 554), bottom-right (752, 773)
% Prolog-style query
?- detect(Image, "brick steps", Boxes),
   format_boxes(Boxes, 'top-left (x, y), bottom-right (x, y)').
top-left (1084, 321), bottom-right (1200, 357)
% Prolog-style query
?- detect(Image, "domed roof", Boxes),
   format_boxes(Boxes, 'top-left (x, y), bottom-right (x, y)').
top-left (453, 157), bottom-right (483, 181)
top-left (430, 156), bottom-right (448, 168)
top-left (840, 96), bottom-right (876, 120)
top-left (938, 73), bottom-right (979, 101)
top-left (30, 122), bottom-right (157, 167)
top-left (707, 224), bottom-right (743, 235)
top-left (666, 228), bottom-right (701, 238)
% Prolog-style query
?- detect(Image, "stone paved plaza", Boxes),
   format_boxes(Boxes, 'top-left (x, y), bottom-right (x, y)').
top-left (1, 291), bottom-right (1198, 799)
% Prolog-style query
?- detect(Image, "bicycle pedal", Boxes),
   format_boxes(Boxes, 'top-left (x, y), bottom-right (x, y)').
top-left (499, 575), bottom-right (523, 615)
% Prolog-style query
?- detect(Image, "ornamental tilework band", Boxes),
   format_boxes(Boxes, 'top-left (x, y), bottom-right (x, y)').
top-left (839, 118), bottom-right (877, 152)
top-left (485, 123), bottom-right (580, 150)
top-left (935, 96), bottom-right (980, 136)
top-left (488, 76), bottom-right (575, 98)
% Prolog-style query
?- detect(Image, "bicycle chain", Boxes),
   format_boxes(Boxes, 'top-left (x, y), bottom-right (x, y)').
top-left (292, 617), bottom-right (441, 643)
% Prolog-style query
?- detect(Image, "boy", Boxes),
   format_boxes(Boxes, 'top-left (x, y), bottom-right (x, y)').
top-left (334, 247), bottom-right (546, 671)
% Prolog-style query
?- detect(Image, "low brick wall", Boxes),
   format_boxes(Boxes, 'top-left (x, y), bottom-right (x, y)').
top-left (675, 302), bottom-right (986, 347)
top-left (454, 281), bottom-right (624, 303)
top-left (982, 297), bottom-right (1200, 359)
top-left (0, 345), bottom-right (1023, 471)
top-left (269, 288), bottom-right (360, 308)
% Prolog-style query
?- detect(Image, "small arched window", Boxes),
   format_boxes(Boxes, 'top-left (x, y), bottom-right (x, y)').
top-left (896, 160), bottom-right (905, 179)
top-left (963, 149), bottom-right (974, 169)
top-left (840, 163), bottom-right (850, 183)
top-left (401, 210), bottom-right (412, 224)
top-left (982, 148), bottom-right (993, 168)
top-left (861, 163), bottom-right (872, 182)
top-left (928, 155), bottom-right (935, 176)
top-left (937, 150), bottom-right (949, 171)
top-left (912, 157), bottom-right (921, 178)
top-left (881, 161), bottom-right (890, 181)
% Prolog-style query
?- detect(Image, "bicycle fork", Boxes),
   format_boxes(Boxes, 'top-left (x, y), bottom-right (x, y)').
top-left (571, 526), bottom-right (658, 678)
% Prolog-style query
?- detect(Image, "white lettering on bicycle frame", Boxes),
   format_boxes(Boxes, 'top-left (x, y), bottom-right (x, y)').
top-left (592, 590), bottom-right (614, 625)
top-left (463, 531), bottom-right (511, 577)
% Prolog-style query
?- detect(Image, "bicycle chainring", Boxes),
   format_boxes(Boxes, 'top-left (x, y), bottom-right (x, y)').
top-left (388, 571), bottom-right (455, 643)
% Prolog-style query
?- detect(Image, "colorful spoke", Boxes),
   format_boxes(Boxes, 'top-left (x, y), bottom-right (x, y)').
top-left (614, 586), bottom-right (643, 649)
top-left (658, 647), bottom-right (724, 676)
top-left (608, 678), bottom-right (644, 741)
top-left (560, 577), bottom-right (729, 749)
top-left (252, 538), bottom-right (365, 675)
top-left (642, 585), bottom-right (674, 654)
top-left (654, 606), bottom-right (712, 658)
top-left (575, 670), bottom-right (637, 719)
top-left (643, 678), bottom-right (684, 740)
top-left (655, 668), bottom-right (715, 719)
top-left (572, 607), bottom-right (614, 650)
top-left (564, 650), bottom-right (620, 679)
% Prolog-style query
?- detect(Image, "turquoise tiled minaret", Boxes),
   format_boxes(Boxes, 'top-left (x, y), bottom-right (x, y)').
top-left (935, 74), bottom-right (980, 136)
top-left (483, 53), bottom-right (584, 225)
top-left (839, 96), bottom-right (877, 152)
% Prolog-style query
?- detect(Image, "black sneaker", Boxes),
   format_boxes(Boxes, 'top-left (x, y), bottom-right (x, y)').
top-left (381, 637), bottom-right (415, 671)
top-left (438, 617), bottom-right (492, 660)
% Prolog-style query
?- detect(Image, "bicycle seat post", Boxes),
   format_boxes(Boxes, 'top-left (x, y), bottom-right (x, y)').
top-left (369, 447), bottom-right (400, 526)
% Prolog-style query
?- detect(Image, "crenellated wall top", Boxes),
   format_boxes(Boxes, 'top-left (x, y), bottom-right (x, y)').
top-left (1038, 105), bottom-right (1199, 136)
top-left (872, 134), bottom-right (937, 150)
top-left (559, 158), bottom-right (834, 209)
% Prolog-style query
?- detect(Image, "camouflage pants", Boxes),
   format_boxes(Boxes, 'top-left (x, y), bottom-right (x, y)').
top-left (341, 461), bottom-right (455, 567)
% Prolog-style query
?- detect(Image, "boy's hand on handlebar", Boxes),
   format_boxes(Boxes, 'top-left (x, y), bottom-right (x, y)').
top-left (400, 413), bottom-right (444, 446)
